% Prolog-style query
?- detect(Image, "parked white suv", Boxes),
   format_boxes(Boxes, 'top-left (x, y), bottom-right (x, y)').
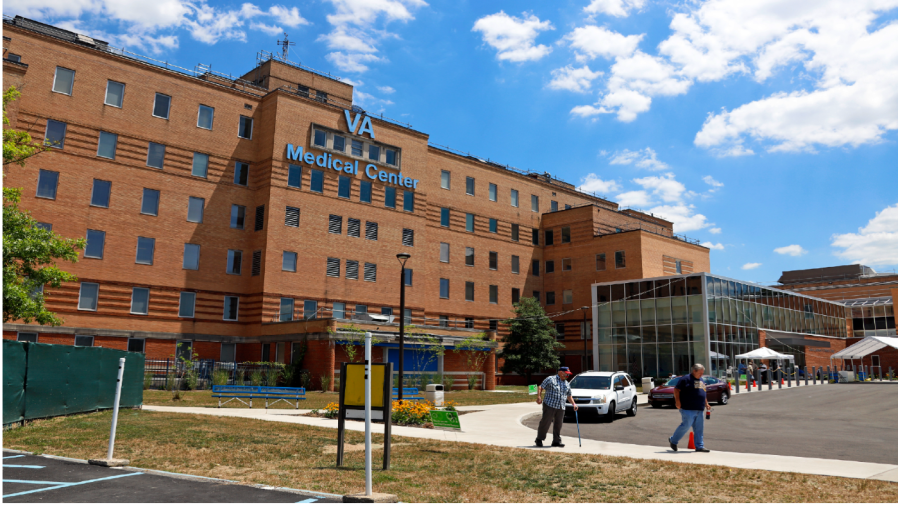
top-left (564, 371), bottom-right (638, 422)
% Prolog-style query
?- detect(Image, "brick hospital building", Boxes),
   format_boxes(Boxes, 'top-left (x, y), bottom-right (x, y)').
top-left (2, 16), bottom-right (711, 388)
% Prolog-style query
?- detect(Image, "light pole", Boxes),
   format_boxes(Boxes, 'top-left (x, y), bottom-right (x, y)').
top-left (581, 306), bottom-right (590, 373)
top-left (396, 253), bottom-right (411, 402)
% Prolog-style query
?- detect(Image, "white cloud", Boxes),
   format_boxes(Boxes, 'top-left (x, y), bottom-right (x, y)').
top-left (774, 244), bottom-right (808, 257)
top-left (702, 242), bottom-right (725, 251)
top-left (583, 0), bottom-right (647, 18)
top-left (647, 204), bottom-right (710, 232)
top-left (547, 65), bottom-right (603, 93)
top-left (742, 262), bottom-right (762, 270)
top-left (378, 86), bottom-right (396, 94)
top-left (565, 26), bottom-right (643, 61)
top-left (472, 11), bottom-right (554, 62)
top-left (608, 147), bottom-right (669, 170)
top-left (318, 29), bottom-right (378, 53)
top-left (702, 175), bottom-right (723, 188)
top-left (709, 227), bottom-right (722, 234)
top-left (339, 77), bottom-right (364, 87)
top-left (633, 172), bottom-right (688, 203)
top-left (354, 90), bottom-right (394, 112)
top-left (577, 174), bottom-right (621, 195)
top-left (326, 52), bottom-right (382, 73)
top-left (251, 22), bottom-right (283, 36)
top-left (831, 203), bottom-right (898, 267)
top-left (615, 190), bottom-right (653, 208)
top-left (268, 5), bottom-right (311, 28)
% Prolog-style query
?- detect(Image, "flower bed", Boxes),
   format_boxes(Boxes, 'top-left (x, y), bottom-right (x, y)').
top-left (309, 400), bottom-right (458, 426)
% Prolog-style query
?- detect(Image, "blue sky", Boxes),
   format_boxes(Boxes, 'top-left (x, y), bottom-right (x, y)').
top-left (7, 0), bottom-right (898, 283)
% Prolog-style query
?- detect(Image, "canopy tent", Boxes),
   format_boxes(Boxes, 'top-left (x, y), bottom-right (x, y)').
top-left (831, 336), bottom-right (898, 360)
top-left (734, 347), bottom-right (794, 361)
top-left (709, 350), bottom-right (729, 359)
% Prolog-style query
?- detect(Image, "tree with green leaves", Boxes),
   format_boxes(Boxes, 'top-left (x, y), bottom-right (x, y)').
top-left (453, 334), bottom-right (493, 390)
top-left (497, 297), bottom-right (563, 385)
top-left (3, 86), bottom-right (84, 325)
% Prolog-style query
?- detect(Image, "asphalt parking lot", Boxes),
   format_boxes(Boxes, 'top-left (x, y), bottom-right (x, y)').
top-left (2, 452), bottom-right (340, 503)
top-left (523, 383), bottom-right (898, 464)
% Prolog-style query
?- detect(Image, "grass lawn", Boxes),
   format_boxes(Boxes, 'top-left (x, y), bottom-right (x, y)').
top-left (5, 410), bottom-right (897, 503)
top-left (142, 386), bottom-right (535, 410)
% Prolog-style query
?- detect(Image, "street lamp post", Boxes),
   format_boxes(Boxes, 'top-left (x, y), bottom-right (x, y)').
top-left (581, 306), bottom-right (590, 373)
top-left (396, 253), bottom-right (411, 403)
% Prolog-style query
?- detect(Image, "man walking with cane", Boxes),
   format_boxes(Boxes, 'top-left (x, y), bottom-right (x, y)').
top-left (535, 367), bottom-right (578, 447)
top-left (668, 364), bottom-right (712, 453)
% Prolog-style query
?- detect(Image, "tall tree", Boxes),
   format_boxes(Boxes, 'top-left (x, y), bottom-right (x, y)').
top-left (3, 86), bottom-right (84, 325)
top-left (497, 297), bottom-right (563, 384)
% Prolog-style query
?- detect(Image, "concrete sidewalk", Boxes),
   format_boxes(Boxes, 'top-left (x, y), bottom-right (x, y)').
top-left (143, 382), bottom-right (898, 484)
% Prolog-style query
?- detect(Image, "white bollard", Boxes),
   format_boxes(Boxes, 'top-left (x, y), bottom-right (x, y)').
top-left (364, 332), bottom-right (372, 497)
top-left (107, 357), bottom-right (126, 460)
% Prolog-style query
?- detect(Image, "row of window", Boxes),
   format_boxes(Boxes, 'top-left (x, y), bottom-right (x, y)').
top-left (440, 171), bottom-right (572, 213)
top-left (51, 67), bottom-right (254, 138)
top-left (75, 282), bottom-right (240, 319)
top-left (312, 128), bottom-right (399, 168)
top-left (438, 245), bottom-right (625, 273)
top-left (439, 208), bottom-right (577, 247)
top-left (287, 165), bottom-right (415, 212)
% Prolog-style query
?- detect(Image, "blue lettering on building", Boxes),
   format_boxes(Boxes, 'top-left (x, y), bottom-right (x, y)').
top-left (287, 144), bottom-right (417, 188)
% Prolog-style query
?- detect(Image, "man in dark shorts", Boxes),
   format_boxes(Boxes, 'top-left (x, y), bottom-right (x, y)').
top-left (535, 367), bottom-right (578, 447)
top-left (668, 363), bottom-right (711, 452)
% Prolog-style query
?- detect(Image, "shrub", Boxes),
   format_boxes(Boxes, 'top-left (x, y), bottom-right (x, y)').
top-left (282, 365), bottom-right (296, 387)
top-left (300, 370), bottom-right (311, 390)
top-left (320, 374), bottom-right (331, 392)
top-left (313, 402), bottom-right (339, 419)
top-left (236, 368), bottom-right (245, 386)
top-left (442, 374), bottom-right (455, 391)
top-left (185, 369), bottom-right (199, 391)
top-left (250, 369), bottom-right (263, 386)
top-left (266, 368), bottom-right (280, 387)
top-left (467, 374), bottom-right (478, 390)
top-left (143, 372), bottom-right (153, 390)
top-left (212, 369), bottom-right (229, 386)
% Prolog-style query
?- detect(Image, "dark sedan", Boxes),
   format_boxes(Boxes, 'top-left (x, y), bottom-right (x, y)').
top-left (648, 375), bottom-right (731, 408)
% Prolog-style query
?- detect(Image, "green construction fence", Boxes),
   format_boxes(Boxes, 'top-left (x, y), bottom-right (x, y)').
top-left (3, 340), bottom-right (144, 426)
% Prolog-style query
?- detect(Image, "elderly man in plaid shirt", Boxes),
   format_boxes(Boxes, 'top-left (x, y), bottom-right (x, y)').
top-left (535, 366), bottom-right (578, 447)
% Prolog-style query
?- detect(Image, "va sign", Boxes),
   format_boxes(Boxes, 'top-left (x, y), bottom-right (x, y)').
top-left (285, 144), bottom-right (418, 189)
top-left (345, 110), bottom-right (374, 138)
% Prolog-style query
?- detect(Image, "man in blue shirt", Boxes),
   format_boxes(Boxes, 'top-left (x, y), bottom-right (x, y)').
top-left (535, 367), bottom-right (578, 447)
top-left (668, 363), bottom-right (712, 452)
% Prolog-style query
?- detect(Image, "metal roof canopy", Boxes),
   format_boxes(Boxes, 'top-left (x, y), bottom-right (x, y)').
top-left (841, 297), bottom-right (893, 307)
top-left (831, 336), bottom-right (898, 360)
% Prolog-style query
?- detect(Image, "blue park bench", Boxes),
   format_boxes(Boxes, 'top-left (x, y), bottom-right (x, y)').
top-left (211, 385), bottom-right (306, 409)
top-left (391, 387), bottom-right (425, 401)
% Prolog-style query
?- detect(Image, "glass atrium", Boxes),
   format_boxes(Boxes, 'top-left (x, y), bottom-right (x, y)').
top-left (591, 273), bottom-right (848, 380)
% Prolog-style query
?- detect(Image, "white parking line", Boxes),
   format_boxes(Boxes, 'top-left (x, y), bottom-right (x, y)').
top-left (3, 465), bottom-right (45, 469)
top-left (2, 472), bottom-right (142, 499)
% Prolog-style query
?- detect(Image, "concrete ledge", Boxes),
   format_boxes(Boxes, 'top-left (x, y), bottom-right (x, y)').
top-left (343, 492), bottom-right (399, 503)
top-left (89, 458), bottom-right (130, 467)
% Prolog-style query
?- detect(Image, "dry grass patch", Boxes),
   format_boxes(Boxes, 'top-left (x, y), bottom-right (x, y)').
top-left (5, 410), bottom-right (896, 503)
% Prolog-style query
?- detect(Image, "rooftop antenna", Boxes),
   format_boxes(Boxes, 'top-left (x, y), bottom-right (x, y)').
top-left (277, 32), bottom-right (295, 61)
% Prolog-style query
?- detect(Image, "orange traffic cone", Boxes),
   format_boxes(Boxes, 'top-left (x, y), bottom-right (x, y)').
top-left (687, 432), bottom-right (695, 450)
top-left (781, 378), bottom-right (784, 385)
top-left (753, 379), bottom-right (757, 388)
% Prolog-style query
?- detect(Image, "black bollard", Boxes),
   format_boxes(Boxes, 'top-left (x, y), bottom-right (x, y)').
top-left (787, 367), bottom-right (792, 388)
top-left (804, 367), bottom-right (808, 386)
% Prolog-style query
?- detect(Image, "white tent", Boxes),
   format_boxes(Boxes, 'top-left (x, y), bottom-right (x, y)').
top-left (831, 336), bottom-right (898, 360)
top-left (734, 347), bottom-right (794, 361)
top-left (709, 350), bottom-right (729, 359)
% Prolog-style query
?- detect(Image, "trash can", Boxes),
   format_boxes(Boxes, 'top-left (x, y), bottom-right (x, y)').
top-left (425, 384), bottom-right (444, 406)
top-left (642, 377), bottom-right (653, 395)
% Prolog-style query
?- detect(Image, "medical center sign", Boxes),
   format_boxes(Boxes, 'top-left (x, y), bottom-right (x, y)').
top-left (286, 111), bottom-right (419, 189)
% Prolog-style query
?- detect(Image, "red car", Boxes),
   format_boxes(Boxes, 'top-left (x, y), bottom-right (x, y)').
top-left (648, 375), bottom-right (731, 408)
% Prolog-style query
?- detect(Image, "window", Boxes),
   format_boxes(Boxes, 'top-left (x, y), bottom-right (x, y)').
top-left (364, 262), bottom-right (377, 282)
top-left (465, 247), bottom-right (474, 266)
top-left (90, 179), bottom-right (111, 208)
top-left (440, 208), bottom-right (450, 227)
top-left (511, 224), bottom-right (519, 242)
top-left (104, 80), bottom-right (124, 107)
top-left (234, 162), bottom-right (250, 186)
top-left (226, 250), bottom-right (242, 274)
top-left (197, 105), bottom-right (214, 129)
top-left (187, 196), bottom-right (204, 223)
top-left (369, 144), bottom-right (380, 161)
top-left (531, 228), bottom-right (539, 245)
top-left (17, 333), bottom-right (38, 343)
top-left (141, 189), bottom-right (160, 216)
top-left (489, 320), bottom-right (498, 331)
top-left (360, 181), bottom-right (372, 203)
top-left (545, 260), bottom-right (555, 274)
top-left (489, 285), bottom-right (498, 304)
top-left (346, 260), bottom-right (359, 280)
top-left (251, 250), bottom-right (262, 276)
top-left (403, 191), bottom-right (415, 212)
top-left (192, 153), bottom-right (209, 178)
top-left (348, 218), bottom-right (361, 237)
top-left (596, 253), bottom-right (606, 271)
top-left (440, 278), bottom-right (449, 298)
top-left (545, 230), bottom-right (554, 246)
top-left (676, 260), bottom-right (682, 274)
top-left (338, 175), bottom-right (351, 198)
top-left (533, 291), bottom-right (540, 303)
top-left (135, 237), bottom-right (155, 265)
top-left (313, 130), bottom-right (326, 147)
top-left (36, 222), bottom-right (52, 231)
top-left (441, 170), bottom-right (450, 190)
top-left (615, 250), bottom-right (626, 269)
top-left (178, 292), bottom-right (196, 318)
top-left (223, 296), bottom-right (239, 321)
top-left (231, 205), bottom-right (246, 229)
top-left (53, 66), bottom-right (75, 95)
top-left (78, 282), bottom-right (99, 311)
top-left (489, 251), bottom-right (498, 270)
top-left (333, 135), bottom-right (345, 152)
top-left (547, 292), bottom-right (556, 305)
top-left (183, 243), bottom-right (200, 270)
top-left (562, 258), bottom-right (572, 271)
top-left (85, 230), bottom-right (105, 259)
top-left (532, 260), bottom-right (540, 276)
top-left (153, 93), bottom-right (171, 119)
top-left (283, 251), bottom-right (297, 272)
top-left (466, 213), bottom-right (474, 232)
top-left (551, 200), bottom-right (558, 212)
top-left (511, 288), bottom-right (520, 304)
top-left (326, 257), bottom-right (340, 277)
top-left (351, 139), bottom-right (363, 156)
top-left (7, 54), bottom-right (21, 63)
top-left (555, 322), bottom-right (565, 339)
top-left (238, 116), bottom-right (253, 139)
top-left (465, 318), bottom-right (474, 329)
top-left (563, 290), bottom-right (573, 304)
top-left (489, 219), bottom-right (497, 233)
top-left (511, 255), bottom-right (520, 274)
top-left (355, 305), bottom-right (368, 317)
top-left (561, 227), bottom-right (571, 244)
top-left (439, 315), bottom-right (449, 328)
top-left (365, 221), bottom-right (378, 240)
top-left (285, 206), bottom-right (300, 227)
top-left (146, 143), bottom-right (165, 169)
top-left (565, 204), bottom-right (572, 210)
top-left (97, 131), bottom-right (117, 159)
top-left (44, 120), bottom-right (67, 149)
top-left (128, 338), bottom-right (146, 353)
top-left (440, 243), bottom-right (449, 263)
top-left (131, 287), bottom-right (150, 315)
top-left (36, 170), bottom-right (59, 199)
top-left (489, 183), bottom-right (497, 202)
top-left (333, 302), bottom-right (346, 319)
top-left (466, 281), bottom-right (475, 301)
top-left (254, 205), bottom-right (265, 231)
top-left (310, 169), bottom-right (324, 192)
top-left (511, 189), bottom-right (519, 207)
top-left (386, 149), bottom-right (397, 165)
top-left (317, 90), bottom-right (328, 102)
top-left (280, 298), bottom-right (294, 322)
top-left (384, 187), bottom-right (396, 208)
top-left (404, 269), bottom-right (413, 286)
top-left (531, 195), bottom-right (539, 212)
top-left (288, 164), bottom-right (302, 188)
top-left (466, 177), bottom-right (475, 196)
top-left (402, 229), bottom-right (414, 247)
